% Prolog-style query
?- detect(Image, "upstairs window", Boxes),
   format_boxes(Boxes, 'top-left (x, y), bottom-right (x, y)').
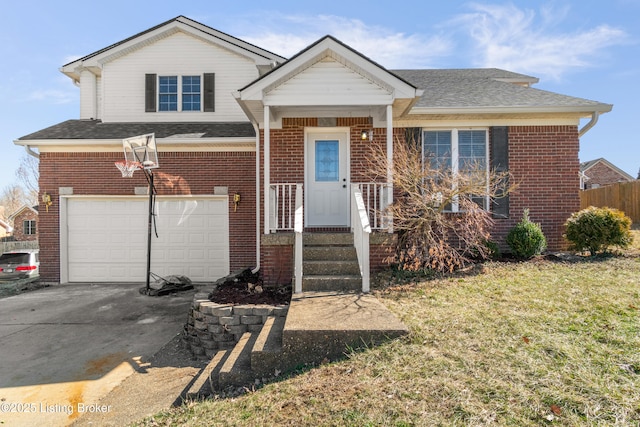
top-left (423, 129), bottom-right (489, 212)
top-left (145, 73), bottom-right (214, 113)
top-left (158, 76), bottom-right (178, 111)
top-left (181, 76), bottom-right (201, 111)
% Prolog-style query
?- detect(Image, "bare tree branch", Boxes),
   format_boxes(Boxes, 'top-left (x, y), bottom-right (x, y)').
top-left (16, 154), bottom-right (39, 205)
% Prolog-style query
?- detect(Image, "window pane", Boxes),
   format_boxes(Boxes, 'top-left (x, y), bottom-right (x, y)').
top-left (424, 131), bottom-right (451, 171)
top-left (315, 140), bottom-right (339, 182)
top-left (159, 76), bottom-right (177, 111)
top-left (458, 130), bottom-right (486, 172)
top-left (182, 75), bottom-right (201, 111)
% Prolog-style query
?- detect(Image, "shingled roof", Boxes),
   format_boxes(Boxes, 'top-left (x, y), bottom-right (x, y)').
top-left (392, 68), bottom-right (611, 113)
top-left (18, 120), bottom-right (255, 140)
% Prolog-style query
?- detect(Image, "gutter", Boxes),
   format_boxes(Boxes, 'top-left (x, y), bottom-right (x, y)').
top-left (24, 145), bottom-right (40, 159)
top-left (578, 112), bottom-right (599, 138)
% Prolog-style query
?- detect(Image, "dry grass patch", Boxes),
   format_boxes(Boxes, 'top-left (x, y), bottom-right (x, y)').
top-left (138, 233), bottom-right (639, 426)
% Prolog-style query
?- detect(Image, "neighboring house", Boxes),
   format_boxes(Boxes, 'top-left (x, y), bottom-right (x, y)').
top-left (580, 158), bottom-right (634, 189)
top-left (14, 16), bottom-right (612, 286)
top-left (9, 205), bottom-right (39, 241)
top-left (0, 218), bottom-right (13, 239)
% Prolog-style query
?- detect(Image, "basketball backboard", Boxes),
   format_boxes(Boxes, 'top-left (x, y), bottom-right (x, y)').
top-left (123, 133), bottom-right (159, 169)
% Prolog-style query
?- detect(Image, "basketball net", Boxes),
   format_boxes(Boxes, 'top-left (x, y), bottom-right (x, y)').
top-left (115, 160), bottom-right (142, 178)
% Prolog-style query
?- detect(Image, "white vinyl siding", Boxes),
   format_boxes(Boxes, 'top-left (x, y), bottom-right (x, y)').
top-left (101, 32), bottom-right (257, 122)
top-left (265, 59), bottom-right (393, 106)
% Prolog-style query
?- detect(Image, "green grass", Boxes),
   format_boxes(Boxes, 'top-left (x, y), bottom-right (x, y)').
top-left (138, 231), bottom-right (640, 426)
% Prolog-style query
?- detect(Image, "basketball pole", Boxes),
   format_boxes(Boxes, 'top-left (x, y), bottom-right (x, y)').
top-left (145, 170), bottom-right (155, 292)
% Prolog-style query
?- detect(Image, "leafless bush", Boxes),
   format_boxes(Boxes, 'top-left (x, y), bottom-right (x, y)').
top-left (368, 137), bottom-right (514, 273)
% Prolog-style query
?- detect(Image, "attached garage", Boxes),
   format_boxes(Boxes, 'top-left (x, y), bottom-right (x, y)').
top-left (60, 196), bottom-right (229, 283)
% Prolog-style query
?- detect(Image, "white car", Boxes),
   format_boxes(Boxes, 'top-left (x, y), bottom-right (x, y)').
top-left (0, 250), bottom-right (40, 282)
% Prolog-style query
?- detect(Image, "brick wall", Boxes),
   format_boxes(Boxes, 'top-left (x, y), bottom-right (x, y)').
top-left (583, 161), bottom-right (632, 189)
top-left (492, 125), bottom-right (580, 251)
top-left (38, 151), bottom-right (256, 283)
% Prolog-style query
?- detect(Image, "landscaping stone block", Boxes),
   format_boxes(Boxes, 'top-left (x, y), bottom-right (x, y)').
top-left (225, 325), bottom-right (248, 334)
top-left (241, 315), bottom-right (262, 325)
top-left (219, 316), bottom-right (240, 326)
top-left (233, 306), bottom-right (254, 315)
top-left (211, 306), bottom-right (233, 317)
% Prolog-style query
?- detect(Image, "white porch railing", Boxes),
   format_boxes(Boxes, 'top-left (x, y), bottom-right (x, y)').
top-left (269, 183), bottom-right (302, 232)
top-left (351, 184), bottom-right (372, 293)
top-left (293, 184), bottom-right (303, 293)
top-left (357, 182), bottom-right (392, 231)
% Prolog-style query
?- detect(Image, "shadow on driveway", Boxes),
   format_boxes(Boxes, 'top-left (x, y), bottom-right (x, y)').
top-left (0, 282), bottom-right (200, 426)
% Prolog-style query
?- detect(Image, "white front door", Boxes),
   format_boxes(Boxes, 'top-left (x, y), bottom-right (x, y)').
top-left (306, 130), bottom-right (350, 226)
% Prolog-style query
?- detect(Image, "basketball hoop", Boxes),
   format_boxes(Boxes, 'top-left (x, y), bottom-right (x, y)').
top-left (115, 160), bottom-right (142, 177)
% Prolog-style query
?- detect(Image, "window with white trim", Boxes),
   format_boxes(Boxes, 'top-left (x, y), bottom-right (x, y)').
top-left (423, 129), bottom-right (489, 212)
top-left (23, 220), bottom-right (36, 235)
top-left (158, 75), bottom-right (201, 112)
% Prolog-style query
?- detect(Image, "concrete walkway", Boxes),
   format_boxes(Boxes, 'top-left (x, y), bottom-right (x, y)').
top-left (0, 283), bottom-right (200, 427)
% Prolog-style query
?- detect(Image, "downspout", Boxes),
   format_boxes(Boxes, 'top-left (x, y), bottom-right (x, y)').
top-left (251, 121), bottom-right (261, 275)
top-left (578, 112), bottom-right (599, 137)
top-left (24, 145), bottom-right (40, 159)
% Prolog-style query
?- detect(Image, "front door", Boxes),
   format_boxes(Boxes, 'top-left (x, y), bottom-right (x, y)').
top-left (306, 130), bottom-right (349, 227)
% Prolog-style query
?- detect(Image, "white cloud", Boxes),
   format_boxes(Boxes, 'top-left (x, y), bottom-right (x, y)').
top-left (238, 14), bottom-right (452, 69)
top-left (451, 3), bottom-right (627, 80)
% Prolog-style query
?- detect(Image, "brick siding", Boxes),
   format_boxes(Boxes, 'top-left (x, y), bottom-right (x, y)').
top-left (491, 125), bottom-right (580, 251)
top-left (11, 209), bottom-right (38, 242)
top-left (38, 151), bottom-right (256, 283)
top-left (583, 161), bottom-right (633, 189)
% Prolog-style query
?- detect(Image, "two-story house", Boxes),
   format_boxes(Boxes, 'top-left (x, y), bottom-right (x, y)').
top-left (15, 16), bottom-right (612, 288)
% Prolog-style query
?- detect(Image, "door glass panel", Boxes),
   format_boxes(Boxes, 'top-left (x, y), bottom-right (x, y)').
top-left (315, 140), bottom-right (339, 182)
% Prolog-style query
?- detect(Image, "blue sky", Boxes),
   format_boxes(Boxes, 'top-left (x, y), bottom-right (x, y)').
top-left (1, 0), bottom-right (638, 193)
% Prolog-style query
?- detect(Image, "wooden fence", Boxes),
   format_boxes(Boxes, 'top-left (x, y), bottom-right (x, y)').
top-left (580, 180), bottom-right (640, 223)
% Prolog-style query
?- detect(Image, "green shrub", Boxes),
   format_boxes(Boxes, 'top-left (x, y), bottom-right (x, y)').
top-left (564, 206), bottom-right (632, 255)
top-left (506, 209), bottom-right (547, 259)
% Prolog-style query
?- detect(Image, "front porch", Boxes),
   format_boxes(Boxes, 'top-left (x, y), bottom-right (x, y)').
top-left (262, 182), bottom-right (395, 293)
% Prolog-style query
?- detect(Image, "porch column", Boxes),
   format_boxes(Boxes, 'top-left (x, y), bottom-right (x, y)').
top-left (386, 104), bottom-right (394, 232)
top-left (263, 105), bottom-right (271, 235)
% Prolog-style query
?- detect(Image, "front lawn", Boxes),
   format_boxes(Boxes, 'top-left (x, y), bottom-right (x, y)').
top-left (139, 232), bottom-right (640, 426)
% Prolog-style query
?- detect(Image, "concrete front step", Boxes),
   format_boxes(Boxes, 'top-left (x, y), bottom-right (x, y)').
top-left (207, 292), bottom-right (409, 393)
top-left (303, 259), bottom-right (361, 275)
top-left (303, 232), bottom-right (353, 246)
top-left (303, 245), bottom-right (357, 261)
top-left (302, 275), bottom-right (362, 292)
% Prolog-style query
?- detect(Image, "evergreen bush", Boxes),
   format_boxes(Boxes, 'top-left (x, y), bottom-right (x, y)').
top-left (564, 206), bottom-right (632, 255)
top-left (506, 209), bottom-right (547, 259)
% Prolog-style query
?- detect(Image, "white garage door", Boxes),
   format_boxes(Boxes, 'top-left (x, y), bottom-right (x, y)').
top-left (64, 196), bottom-right (229, 283)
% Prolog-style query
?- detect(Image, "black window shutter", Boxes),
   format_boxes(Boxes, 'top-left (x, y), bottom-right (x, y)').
top-left (491, 126), bottom-right (509, 218)
top-left (145, 74), bottom-right (156, 112)
top-left (203, 73), bottom-right (215, 112)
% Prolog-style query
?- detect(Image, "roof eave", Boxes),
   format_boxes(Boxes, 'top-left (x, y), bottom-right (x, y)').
top-left (409, 104), bottom-right (613, 116)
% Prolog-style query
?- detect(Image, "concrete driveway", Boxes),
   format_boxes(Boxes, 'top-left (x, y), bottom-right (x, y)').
top-left (0, 282), bottom-right (198, 426)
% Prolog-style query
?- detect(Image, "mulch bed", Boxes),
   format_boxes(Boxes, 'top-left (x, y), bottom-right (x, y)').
top-left (209, 279), bottom-right (291, 305)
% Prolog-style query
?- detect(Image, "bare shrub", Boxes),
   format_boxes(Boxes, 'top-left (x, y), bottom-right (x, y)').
top-left (368, 137), bottom-right (514, 273)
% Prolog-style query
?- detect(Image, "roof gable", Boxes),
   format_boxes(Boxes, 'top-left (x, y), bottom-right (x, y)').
top-left (580, 158), bottom-right (635, 181)
top-left (9, 205), bottom-right (38, 220)
top-left (236, 35), bottom-right (422, 123)
top-left (61, 16), bottom-right (287, 82)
